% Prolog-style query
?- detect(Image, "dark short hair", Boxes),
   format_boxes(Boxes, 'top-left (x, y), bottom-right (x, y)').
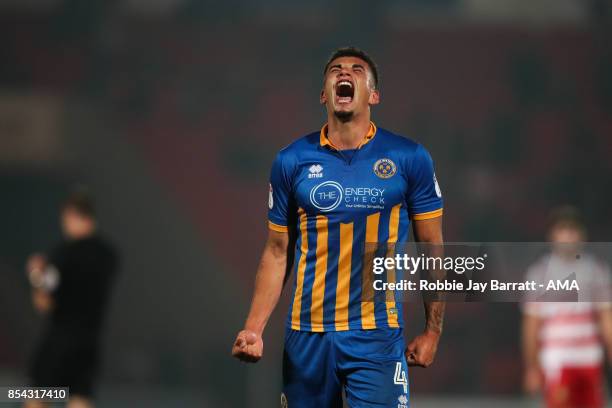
top-left (323, 46), bottom-right (379, 89)
top-left (62, 190), bottom-right (96, 218)
top-left (548, 205), bottom-right (585, 234)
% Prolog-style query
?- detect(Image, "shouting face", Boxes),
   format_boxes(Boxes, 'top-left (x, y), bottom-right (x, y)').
top-left (320, 56), bottom-right (380, 122)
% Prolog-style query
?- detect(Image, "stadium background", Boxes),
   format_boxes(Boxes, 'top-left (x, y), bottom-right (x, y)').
top-left (0, 0), bottom-right (611, 406)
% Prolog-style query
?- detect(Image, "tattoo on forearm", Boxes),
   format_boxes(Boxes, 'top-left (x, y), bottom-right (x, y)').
top-left (425, 301), bottom-right (445, 334)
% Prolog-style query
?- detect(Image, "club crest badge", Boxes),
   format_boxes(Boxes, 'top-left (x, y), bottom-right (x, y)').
top-left (373, 158), bottom-right (397, 179)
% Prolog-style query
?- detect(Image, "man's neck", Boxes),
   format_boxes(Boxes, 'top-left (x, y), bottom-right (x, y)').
top-left (326, 112), bottom-right (371, 150)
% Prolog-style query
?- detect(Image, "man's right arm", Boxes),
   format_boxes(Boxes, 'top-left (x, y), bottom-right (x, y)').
top-left (231, 229), bottom-right (289, 363)
top-left (522, 311), bottom-right (542, 393)
top-left (26, 253), bottom-right (56, 314)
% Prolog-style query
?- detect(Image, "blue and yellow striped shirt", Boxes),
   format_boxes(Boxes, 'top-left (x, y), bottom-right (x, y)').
top-left (268, 123), bottom-right (443, 332)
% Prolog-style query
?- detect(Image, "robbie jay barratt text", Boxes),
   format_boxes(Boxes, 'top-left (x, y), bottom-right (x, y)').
top-left (372, 279), bottom-right (580, 292)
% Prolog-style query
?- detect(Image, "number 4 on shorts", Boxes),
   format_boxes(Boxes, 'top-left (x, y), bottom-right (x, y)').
top-left (394, 362), bottom-right (408, 393)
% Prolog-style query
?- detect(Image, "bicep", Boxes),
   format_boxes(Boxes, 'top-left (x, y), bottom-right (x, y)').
top-left (597, 307), bottom-right (612, 330)
top-left (263, 229), bottom-right (295, 286)
top-left (522, 313), bottom-right (541, 337)
top-left (412, 216), bottom-right (443, 244)
top-left (265, 230), bottom-right (290, 257)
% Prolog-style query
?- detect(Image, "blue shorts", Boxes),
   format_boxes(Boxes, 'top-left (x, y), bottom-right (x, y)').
top-left (282, 328), bottom-right (409, 408)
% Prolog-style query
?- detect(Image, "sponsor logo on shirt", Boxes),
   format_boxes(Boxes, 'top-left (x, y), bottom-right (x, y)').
top-left (310, 181), bottom-right (343, 212)
top-left (310, 181), bottom-right (386, 212)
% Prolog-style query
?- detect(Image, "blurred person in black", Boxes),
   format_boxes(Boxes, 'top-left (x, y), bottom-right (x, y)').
top-left (24, 191), bottom-right (118, 408)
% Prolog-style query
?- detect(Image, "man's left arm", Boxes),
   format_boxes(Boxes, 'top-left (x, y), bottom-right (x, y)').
top-left (597, 306), bottom-right (612, 363)
top-left (406, 216), bottom-right (444, 367)
top-left (593, 260), bottom-right (612, 363)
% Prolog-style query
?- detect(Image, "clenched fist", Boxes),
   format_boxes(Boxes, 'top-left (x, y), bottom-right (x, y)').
top-left (232, 330), bottom-right (263, 363)
top-left (406, 330), bottom-right (440, 368)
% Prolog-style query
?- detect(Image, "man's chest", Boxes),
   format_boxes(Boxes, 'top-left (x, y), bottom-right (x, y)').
top-left (291, 153), bottom-right (408, 218)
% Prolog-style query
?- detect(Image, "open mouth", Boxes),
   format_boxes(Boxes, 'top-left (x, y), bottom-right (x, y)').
top-left (335, 80), bottom-right (354, 104)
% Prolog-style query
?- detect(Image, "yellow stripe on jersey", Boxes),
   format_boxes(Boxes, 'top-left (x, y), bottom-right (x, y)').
top-left (361, 212), bottom-right (380, 329)
top-left (385, 204), bottom-right (401, 328)
top-left (412, 208), bottom-right (443, 220)
top-left (290, 209), bottom-right (308, 330)
top-left (268, 221), bottom-right (288, 232)
top-left (335, 222), bottom-right (353, 331)
top-left (310, 215), bottom-right (328, 332)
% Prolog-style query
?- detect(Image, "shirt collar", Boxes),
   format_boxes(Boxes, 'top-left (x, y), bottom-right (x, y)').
top-left (319, 121), bottom-right (377, 150)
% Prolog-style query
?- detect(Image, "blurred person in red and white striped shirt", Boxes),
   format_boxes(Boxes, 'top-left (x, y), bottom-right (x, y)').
top-left (522, 206), bottom-right (612, 408)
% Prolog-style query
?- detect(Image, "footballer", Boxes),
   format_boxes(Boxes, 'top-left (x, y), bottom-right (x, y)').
top-left (232, 47), bottom-right (445, 407)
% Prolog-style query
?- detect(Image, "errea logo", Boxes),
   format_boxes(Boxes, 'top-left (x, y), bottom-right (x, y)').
top-left (308, 164), bottom-right (323, 179)
top-left (398, 394), bottom-right (408, 408)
